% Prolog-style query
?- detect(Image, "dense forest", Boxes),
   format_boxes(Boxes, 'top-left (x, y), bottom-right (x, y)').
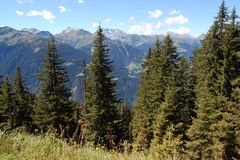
top-left (0, 1), bottom-right (240, 160)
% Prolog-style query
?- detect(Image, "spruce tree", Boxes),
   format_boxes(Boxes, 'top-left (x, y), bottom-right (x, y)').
top-left (117, 100), bottom-right (131, 143)
top-left (13, 66), bottom-right (33, 130)
top-left (35, 38), bottom-right (73, 134)
top-left (151, 58), bottom-right (195, 156)
top-left (72, 60), bottom-right (90, 145)
top-left (132, 35), bottom-right (179, 151)
top-left (0, 76), bottom-right (15, 130)
top-left (131, 48), bottom-right (155, 150)
top-left (218, 6), bottom-right (240, 159)
top-left (187, 2), bottom-right (240, 159)
top-left (84, 26), bottom-right (119, 149)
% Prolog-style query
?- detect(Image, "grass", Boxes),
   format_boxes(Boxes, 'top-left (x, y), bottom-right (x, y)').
top-left (0, 131), bottom-right (156, 160)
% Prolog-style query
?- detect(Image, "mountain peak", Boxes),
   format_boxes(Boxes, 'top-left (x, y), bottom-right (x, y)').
top-left (60, 27), bottom-right (92, 36)
top-left (63, 27), bottom-right (80, 33)
top-left (22, 28), bottom-right (39, 34)
top-left (166, 31), bottom-right (193, 39)
top-left (103, 28), bottom-right (127, 41)
top-left (0, 26), bottom-right (16, 35)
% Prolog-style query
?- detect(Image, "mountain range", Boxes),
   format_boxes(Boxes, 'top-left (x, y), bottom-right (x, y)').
top-left (0, 26), bottom-right (203, 105)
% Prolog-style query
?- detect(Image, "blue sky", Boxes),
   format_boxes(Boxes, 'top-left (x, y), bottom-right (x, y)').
top-left (0, 0), bottom-right (239, 37)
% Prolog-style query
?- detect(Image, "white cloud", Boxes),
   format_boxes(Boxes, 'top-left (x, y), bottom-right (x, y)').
top-left (165, 14), bottom-right (189, 25)
top-left (16, 11), bottom-right (24, 16)
top-left (129, 23), bottom-right (154, 35)
top-left (118, 22), bottom-right (124, 26)
top-left (169, 9), bottom-right (181, 15)
top-left (148, 9), bottom-right (162, 18)
top-left (168, 27), bottom-right (191, 35)
top-left (92, 22), bottom-right (99, 28)
top-left (105, 18), bottom-right (112, 23)
top-left (58, 5), bottom-right (66, 13)
top-left (128, 16), bottom-right (135, 21)
top-left (17, 0), bottom-right (24, 4)
top-left (26, 10), bottom-right (55, 23)
top-left (155, 21), bottom-right (162, 30)
top-left (78, 0), bottom-right (84, 4)
top-left (17, 0), bottom-right (33, 4)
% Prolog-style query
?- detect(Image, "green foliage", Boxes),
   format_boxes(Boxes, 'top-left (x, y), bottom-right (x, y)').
top-left (186, 1), bottom-right (240, 159)
top-left (131, 45), bottom-right (160, 151)
top-left (0, 2), bottom-right (240, 159)
top-left (132, 36), bottom-right (180, 151)
top-left (117, 100), bottom-right (132, 143)
top-left (0, 76), bottom-right (15, 130)
top-left (151, 125), bottom-right (187, 160)
top-left (34, 38), bottom-right (74, 134)
top-left (0, 68), bottom-right (34, 132)
top-left (84, 26), bottom-right (119, 149)
top-left (13, 67), bottom-right (33, 130)
top-left (0, 130), bottom-right (178, 160)
top-left (151, 58), bottom-right (195, 151)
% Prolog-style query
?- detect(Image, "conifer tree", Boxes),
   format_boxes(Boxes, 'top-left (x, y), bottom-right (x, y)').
top-left (0, 76), bottom-right (15, 129)
top-left (72, 60), bottom-right (90, 145)
top-left (151, 58), bottom-right (195, 156)
top-left (79, 59), bottom-right (89, 118)
top-left (187, 2), bottom-right (240, 159)
top-left (84, 26), bottom-right (119, 149)
top-left (132, 35), bottom-right (179, 151)
top-left (117, 100), bottom-right (131, 143)
top-left (151, 124), bottom-right (186, 160)
top-left (13, 66), bottom-right (33, 130)
top-left (35, 38), bottom-right (73, 134)
top-left (131, 48), bottom-right (155, 150)
top-left (218, 6), bottom-right (240, 159)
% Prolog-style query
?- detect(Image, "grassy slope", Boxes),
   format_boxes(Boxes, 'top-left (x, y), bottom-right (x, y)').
top-left (0, 131), bottom-right (153, 160)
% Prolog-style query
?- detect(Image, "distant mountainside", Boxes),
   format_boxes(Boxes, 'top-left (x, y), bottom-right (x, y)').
top-left (0, 26), bottom-right (203, 105)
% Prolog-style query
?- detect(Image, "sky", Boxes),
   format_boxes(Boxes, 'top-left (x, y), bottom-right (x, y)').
top-left (0, 0), bottom-right (240, 37)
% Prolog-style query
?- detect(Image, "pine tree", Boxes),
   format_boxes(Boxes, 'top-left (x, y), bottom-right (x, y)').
top-left (218, 6), bottom-right (240, 159)
top-left (131, 48), bottom-right (155, 150)
top-left (13, 66), bottom-right (33, 130)
top-left (118, 100), bottom-right (131, 143)
top-left (132, 35), bottom-right (179, 151)
top-left (0, 76), bottom-right (15, 130)
top-left (72, 59), bottom-right (90, 145)
top-left (151, 124), bottom-right (186, 160)
top-left (84, 26), bottom-right (119, 149)
top-left (79, 59), bottom-right (89, 118)
top-left (35, 38), bottom-right (73, 135)
top-left (230, 73), bottom-right (240, 157)
top-left (151, 58), bottom-right (195, 156)
top-left (187, 2), bottom-right (240, 159)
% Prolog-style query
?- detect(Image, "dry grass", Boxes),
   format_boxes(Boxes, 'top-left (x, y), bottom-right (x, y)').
top-left (0, 131), bottom-right (156, 160)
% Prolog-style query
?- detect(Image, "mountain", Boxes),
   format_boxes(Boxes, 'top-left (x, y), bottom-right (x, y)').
top-left (0, 26), bottom-right (88, 97)
top-left (55, 27), bottom-right (94, 48)
top-left (22, 28), bottom-right (53, 39)
top-left (103, 29), bottom-right (128, 41)
top-left (0, 26), bottom-right (202, 105)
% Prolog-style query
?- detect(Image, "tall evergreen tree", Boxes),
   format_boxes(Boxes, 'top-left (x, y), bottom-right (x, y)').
top-left (132, 35), bottom-right (179, 151)
top-left (187, 2), bottom-right (240, 159)
top-left (0, 76), bottom-right (15, 129)
top-left (72, 59), bottom-right (90, 145)
top-left (34, 38), bottom-right (73, 134)
top-left (117, 100), bottom-right (132, 143)
top-left (84, 26), bottom-right (119, 149)
top-left (151, 58), bottom-right (195, 156)
top-left (13, 66), bottom-right (33, 130)
top-left (131, 48), bottom-right (155, 150)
